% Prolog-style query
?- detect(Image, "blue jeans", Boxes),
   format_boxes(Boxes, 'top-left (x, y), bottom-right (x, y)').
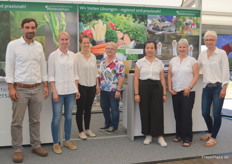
top-left (100, 91), bottom-right (120, 129)
top-left (201, 83), bottom-right (224, 139)
top-left (51, 93), bottom-right (75, 144)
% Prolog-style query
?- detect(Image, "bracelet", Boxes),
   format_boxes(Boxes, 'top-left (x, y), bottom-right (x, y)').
top-left (134, 94), bottom-right (139, 96)
top-left (163, 94), bottom-right (167, 96)
top-left (116, 89), bottom-right (121, 92)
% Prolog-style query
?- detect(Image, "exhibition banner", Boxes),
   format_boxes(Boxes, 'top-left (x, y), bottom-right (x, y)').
top-left (79, 4), bottom-right (200, 61)
top-left (0, 1), bottom-right (201, 63)
top-left (0, 2), bottom-right (76, 12)
top-left (78, 4), bottom-right (200, 17)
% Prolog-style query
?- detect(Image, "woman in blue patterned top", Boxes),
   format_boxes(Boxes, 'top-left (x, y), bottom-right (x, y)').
top-left (98, 42), bottom-right (125, 134)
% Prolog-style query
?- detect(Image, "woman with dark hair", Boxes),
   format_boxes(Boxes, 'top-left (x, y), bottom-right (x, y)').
top-left (134, 41), bottom-right (167, 146)
top-left (75, 35), bottom-right (100, 140)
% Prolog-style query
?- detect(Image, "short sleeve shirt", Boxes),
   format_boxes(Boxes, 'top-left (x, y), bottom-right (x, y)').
top-left (136, 57), bottom-right (164, 80)
top-left (169, 56), bottom-right (197, 92)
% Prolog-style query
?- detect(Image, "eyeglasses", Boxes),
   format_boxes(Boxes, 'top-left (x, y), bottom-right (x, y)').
top-left (106, 48), bottom-right (116, 51)
top-left (204, 39), bottom-right (215, 42)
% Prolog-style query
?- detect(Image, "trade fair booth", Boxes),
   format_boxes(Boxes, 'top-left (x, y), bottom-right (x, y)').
top-left (0, 0), bottom-right (231, 147)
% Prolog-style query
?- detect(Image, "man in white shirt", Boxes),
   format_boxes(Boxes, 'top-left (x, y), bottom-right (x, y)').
top-left (5, 18), bottom-right (49, 163)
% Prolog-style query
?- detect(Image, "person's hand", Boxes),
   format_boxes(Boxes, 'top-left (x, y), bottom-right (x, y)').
top-left (53, 91), bottom-right (59, 102)
top-left (115, 91), bottom-right (120, 99)
top-left (134, 95), bottom-right (140, 103)
top-left (76, 91), bottom-right (80, 99)
top-left (219, 88), bottom-right (226, 98)
top-left (169, 89), bottom-right (177, 95)
top-left (43, 86), bottom-right (49, 99)
top-left (96, 86), bottom-right (100, 95)
top-left (183, 88), bottom-right (191, 97)
top-left (9, 87), bottom-right (18, 101)
top-left (163, 96), bottom-right (167, 102)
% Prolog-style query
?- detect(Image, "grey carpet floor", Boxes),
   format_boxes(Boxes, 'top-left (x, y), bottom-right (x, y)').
top-left (0, 114), bottom-right (232, 164)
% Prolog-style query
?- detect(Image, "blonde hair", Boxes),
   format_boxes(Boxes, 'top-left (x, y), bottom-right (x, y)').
top-left (58, 31), bottom-right (70, 40)
top-left (106, 42), bottom-right (118, 50)
top-left (178, 38), bottom-right (189, 47)
top-left (204, 30), bottom-right (217, 40)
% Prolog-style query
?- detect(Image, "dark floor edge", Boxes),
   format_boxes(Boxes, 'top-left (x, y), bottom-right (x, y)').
top-left (134, 152), bottom-right (232, 164)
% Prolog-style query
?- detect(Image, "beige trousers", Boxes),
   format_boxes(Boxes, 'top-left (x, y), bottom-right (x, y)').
top-left (11, 85), bottom-right (43, 152)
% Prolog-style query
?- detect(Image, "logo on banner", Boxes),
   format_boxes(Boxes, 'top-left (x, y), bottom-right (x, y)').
top-left (45, 5), bottom-right (73, 11)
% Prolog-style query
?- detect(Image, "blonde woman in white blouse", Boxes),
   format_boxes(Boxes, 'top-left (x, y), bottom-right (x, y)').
top-left (168, 38), bottom-right (199, 147)
top-left (75, 35), bottom-right (100, 140)
top-left (198, 31), bottom-right (230, 147)
top-left (134, 41), bottom-right (167, 146)
top-left (48, 32), bottom-right (80, 154)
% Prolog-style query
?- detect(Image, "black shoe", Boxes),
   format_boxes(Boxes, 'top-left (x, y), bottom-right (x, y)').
top-left (106, 127), bottom-right (118, 134)
top-left (99, 126), bottom-right (110, 132)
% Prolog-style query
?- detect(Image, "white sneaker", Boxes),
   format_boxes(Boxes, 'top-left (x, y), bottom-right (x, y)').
top-left (79, 132), bottom-right (87, 140)
top-left (158, 137), bottom-right (167, 147)
top-left (85, 130), bottom-right (96, 137)
top-left (143, 135), bottom-right (152, 145)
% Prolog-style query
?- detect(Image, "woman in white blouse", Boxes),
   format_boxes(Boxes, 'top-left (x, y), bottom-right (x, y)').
top-left (198, 31), bottom-right (230, 147)
top-left (134, 41), bottom-right (167, 146)
top-left (168, 38), bottom-right (199, 147)
top-left (75, 35), bottom-right (100, 140)
top-left (48, 31), bottom-right (80, 154)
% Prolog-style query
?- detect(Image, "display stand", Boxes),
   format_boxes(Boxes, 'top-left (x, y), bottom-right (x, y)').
top-left (123, 74), bottom-right (207, 141)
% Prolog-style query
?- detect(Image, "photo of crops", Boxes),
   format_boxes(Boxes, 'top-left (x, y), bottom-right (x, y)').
top-left (175, 16), bottom-right (200, 35)
top-left (79, 13), bottom-right (148, 60)
top-left (0, 11), bottom-right (78, 61)
top-left (10, 11), bottom-right (46, 48)
top-left (45, 12), bottom-right (78, 59)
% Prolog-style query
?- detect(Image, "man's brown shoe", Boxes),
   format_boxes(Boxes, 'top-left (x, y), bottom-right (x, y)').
top-left (32, 147), bottom-right (48, 157)
top-left (13, 152), bottom-right (23, 163)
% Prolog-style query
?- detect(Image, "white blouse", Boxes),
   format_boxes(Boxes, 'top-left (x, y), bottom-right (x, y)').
top-left (169, 56), bottom-right (197, 92)
top-left (136, 57), bottom-right (164, 80)
top-left (75, 52), bottom-right (98, 87)
top-left (198, 48), bottom-right (230, 87)
top-left (48, 49), bottom-right (78, 95)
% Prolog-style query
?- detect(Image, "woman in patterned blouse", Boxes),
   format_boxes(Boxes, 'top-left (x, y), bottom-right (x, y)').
top-left (98, 42), bottom-right (125, 134)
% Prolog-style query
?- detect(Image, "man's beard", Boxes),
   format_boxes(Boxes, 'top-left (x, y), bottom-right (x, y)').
top-left (25, 32), bottom-right (35, 39)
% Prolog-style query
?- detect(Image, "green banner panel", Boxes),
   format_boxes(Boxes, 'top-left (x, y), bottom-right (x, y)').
top-left (78, 4), bottom-right (200, 17)
top-left (0, 1), bottom-right (77, 12)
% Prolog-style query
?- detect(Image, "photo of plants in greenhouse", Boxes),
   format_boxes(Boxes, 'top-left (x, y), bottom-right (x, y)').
top-left (146, 14), bottom-right (200, 61)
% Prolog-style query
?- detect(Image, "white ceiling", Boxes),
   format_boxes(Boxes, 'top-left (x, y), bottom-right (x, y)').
top-left (4, 0), bottom-right (232, 25)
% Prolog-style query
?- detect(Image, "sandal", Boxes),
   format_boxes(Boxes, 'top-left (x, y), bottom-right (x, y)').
top-left (173, 137), bottom-right (181, 142)
top-left (200, 133), bottom-right (211, 141)
top-left (182, 141), bottom-right (192, 147)
top-left (204, 138), bottom-right (217, 147)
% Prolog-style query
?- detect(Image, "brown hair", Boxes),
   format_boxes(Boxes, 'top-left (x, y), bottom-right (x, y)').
top-left (21, 18), bottom-right (38, 28)
top-left (79, 34), bottom-right (90, 43)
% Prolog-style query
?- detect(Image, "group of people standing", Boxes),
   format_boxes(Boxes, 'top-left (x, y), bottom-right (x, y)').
top-left (5, 18), bottom-right (125, 163)
top-left (134, 31), bottom-right (229, 148)
top-left (4, 17), bottom-right (230, 163)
